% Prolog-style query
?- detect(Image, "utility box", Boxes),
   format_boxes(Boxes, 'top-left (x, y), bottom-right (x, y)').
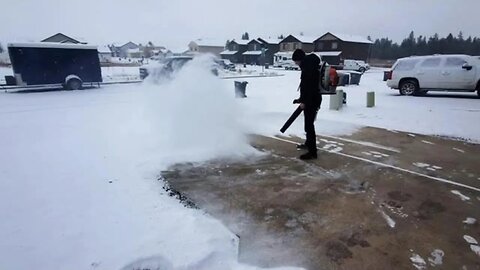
top-left (234, 81), bottom-right (248, 98)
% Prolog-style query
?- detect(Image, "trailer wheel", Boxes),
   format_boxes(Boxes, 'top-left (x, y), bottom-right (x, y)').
top-left (66, 78), bottom-right (82, 90)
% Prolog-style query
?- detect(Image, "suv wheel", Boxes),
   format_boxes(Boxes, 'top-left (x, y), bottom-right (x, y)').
top-left (399, 80), bottom-right (418, 96)
top-left (359, 67), bottom-right (366, 73)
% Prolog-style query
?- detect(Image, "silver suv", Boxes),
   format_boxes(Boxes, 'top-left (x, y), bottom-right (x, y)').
top-left (386, 54), bottom-right (480, 97)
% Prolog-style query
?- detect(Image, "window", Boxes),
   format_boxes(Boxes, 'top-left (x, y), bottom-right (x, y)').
top-left (445, 57), bottom-right (467, 67)
top-left (332, 42), bottom-right (338, 49)
top-left (420, 58), bottom-right (441, 68)
top-left (394, 59), bottom-right (420, 71)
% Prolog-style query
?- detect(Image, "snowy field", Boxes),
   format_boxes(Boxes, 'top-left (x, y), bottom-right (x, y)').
top-left (0, 58), bottom-right (479, 270)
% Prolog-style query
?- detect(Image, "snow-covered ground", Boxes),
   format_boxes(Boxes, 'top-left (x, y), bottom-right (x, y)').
top-left (0, 58), bottom-right (301, 270)
top-left (236, 67), bottom-right (480, 142)
top-left (102, 66), bottom-right (140, 82)
top-left (1, 59), bottom-right (479, 270)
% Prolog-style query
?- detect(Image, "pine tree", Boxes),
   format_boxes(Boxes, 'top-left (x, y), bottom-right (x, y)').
top-left (0, 42), bottom-right (3, 53)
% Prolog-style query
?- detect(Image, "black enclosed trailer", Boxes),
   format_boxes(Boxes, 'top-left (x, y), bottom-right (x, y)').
top-left (7, 42), bottom-right (102, 90)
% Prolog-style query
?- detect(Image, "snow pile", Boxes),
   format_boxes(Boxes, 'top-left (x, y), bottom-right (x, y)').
top-left (0, 57), bottom-right (302, 270)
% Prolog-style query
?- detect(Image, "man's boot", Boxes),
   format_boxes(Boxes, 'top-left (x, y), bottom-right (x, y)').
top-left (299, 151), bottom-right (317, 160)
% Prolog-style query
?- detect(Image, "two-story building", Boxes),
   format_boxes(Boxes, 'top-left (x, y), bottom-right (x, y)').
top-left (221, 39), bottom-right (248, 63)
top-left (278, 35), bottom-right (316, 53)
top-left (314, 32), bottom-right (373, 63)
top-left (242, 39), bottom-right (266, 64)
top-left (188, 39), bottom-right (225, 56)
top-left (257, 38), bottom-right (281, 65)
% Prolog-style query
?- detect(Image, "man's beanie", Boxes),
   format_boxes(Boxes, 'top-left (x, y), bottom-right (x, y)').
top-left (292, 49), bottom-right (306, 61)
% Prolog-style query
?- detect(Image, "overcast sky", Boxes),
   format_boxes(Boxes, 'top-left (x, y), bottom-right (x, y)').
top-left (1, 0), bottom-right (478, 50)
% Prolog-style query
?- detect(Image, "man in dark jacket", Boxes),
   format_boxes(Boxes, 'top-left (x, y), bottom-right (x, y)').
top-left (292, 49), bottom-right (321, 160)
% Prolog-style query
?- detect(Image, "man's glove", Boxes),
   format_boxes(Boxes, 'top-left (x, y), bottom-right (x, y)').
top-left (293, 99), bottom-right (301, 104)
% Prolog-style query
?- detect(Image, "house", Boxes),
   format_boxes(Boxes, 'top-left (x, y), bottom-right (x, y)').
top-left (41, 33), bottom-right (87, 44)
top-left (111, 42), bottom-right (140, 58)
top-left (97, 45), bottom-right (112, 63)
top-left (143, 45), bottom-right (168, 59)
top-left (221, 39), bottom-right (248, 63)
top-left (257, 38), bottom-right (281, 65)
top-left (126, 47), bottom-right (143, 58)
top-left (241, 39), bottom-right (264, 64)
top-left (314, 32), bottom-right (373, 63)
top-left (278, 35), bottom-right (317, 53)
top-left (188, 39), bottom-right (225, 56)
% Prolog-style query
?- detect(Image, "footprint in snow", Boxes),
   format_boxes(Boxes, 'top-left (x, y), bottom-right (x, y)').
top-left (363, 151), bottom-right (389, 159)
top-left (451, 190), bottom-right (471, 201)
top-left (463, 235), bottom-right (480, 257)
top-left (413, 162), bottom-right (442, 172)
top-left (323, 144), bottom-right (343, 153)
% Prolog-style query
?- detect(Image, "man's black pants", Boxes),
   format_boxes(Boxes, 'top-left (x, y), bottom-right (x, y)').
top-left (304, 99), bottom-right (321, 154)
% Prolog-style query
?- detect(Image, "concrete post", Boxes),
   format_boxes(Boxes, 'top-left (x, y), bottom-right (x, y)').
top-left (367, 91), bottom-right (375, 108)
top-left (336, 89), bottom-right (344, 109)
top-left (329, 90), bottom-right (343, 110)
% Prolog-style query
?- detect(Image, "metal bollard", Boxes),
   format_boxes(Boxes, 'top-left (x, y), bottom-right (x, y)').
top-left (367, 91), bottom-right (375, 107)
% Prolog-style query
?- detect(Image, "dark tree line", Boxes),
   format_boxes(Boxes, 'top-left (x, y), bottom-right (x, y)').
top-left (371, 31), bottom-right (480, 60)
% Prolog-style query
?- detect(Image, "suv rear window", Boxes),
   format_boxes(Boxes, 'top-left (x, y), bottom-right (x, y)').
top-left (420, 58), bottom-right (441, 68)
top-left (445, 57), bottom-right (467, 67)
top-left (394, 59), bottom-right (419, 71)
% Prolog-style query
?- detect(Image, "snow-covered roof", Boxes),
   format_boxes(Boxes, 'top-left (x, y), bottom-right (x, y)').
top-left (274, 51), bottom-right (293, 56)
top-left (8, 42), bottom-right (97, 50)
top-left (315, 51), bottom-right (342, 56)
top-left (231, 39), bottom-right (250, 45)
top-left (168, 46), bottom-right (189, 54)
top-left (41, 33), bottom-right (87, 44)
top-left (259, 38), bottom-right (282, 44)
top-left (193, 38), bottom-right (225, 47)
top-left (326, 33), bottom-right (373, 44)
top-left (292, 35), bottom-right (318, 43)
top-left (97, 45), bottom-right (112, 53)
top-left (243, 51), bottom-right (263, 55)
top-left (220, 50), bottom-right (238, 55)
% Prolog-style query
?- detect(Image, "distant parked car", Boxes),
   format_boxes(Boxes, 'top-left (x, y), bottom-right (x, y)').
top-left (140, 56), bottom-right (219, 80)
top-left (217, 59), bottom-right (236, 71)
top-left (343, 59), bottom-right (370, 73)
top-left (140, 56), bottom-right (192, 80)
top-left (386, 55), bottom-right (480, 97)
